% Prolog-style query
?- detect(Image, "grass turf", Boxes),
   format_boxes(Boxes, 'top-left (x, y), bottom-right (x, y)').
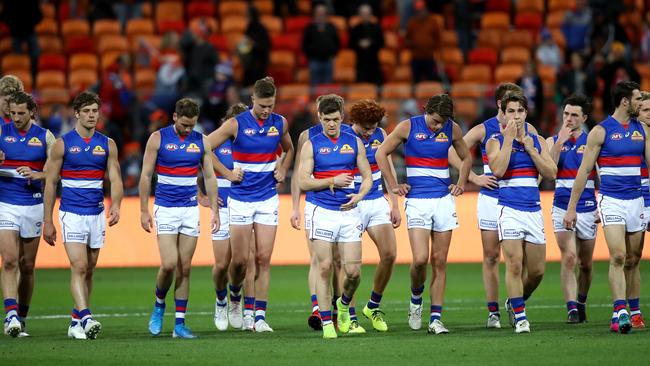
top-left (1, 261), bottom-right (649, 365)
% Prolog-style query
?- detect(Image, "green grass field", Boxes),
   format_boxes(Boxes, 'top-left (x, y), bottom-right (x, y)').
top-left (1, 262), bottom-right (649, 365)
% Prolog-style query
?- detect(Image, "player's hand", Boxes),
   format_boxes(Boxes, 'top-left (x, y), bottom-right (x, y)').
top-left (217, 196), bottom-right (224, 207)
top-left (108, 205), bottom-right (120, 226)
top-left (449, 183), bottom-right (464, 196)
top-left (43, 221), bottom-right (56, 246)
top-left (333, 173), bottom-right (354, 188)
top-left (197, 193), bottom-right (210, 208)
top-left (472, 174), bottom-right (498, 189)
top-left (140, 211), bottom-right (153, 232)
top-left (503, 119), bottom-right (517, 141)
top-left (594, 209), bottom-right (601, 224)
top-left (563, 209), bottom-right (577, 230)
top-left (274, 167), bottom-right (287, 183)
top-left (341, 194), bottom-right (362, 211)
top-left (522, 135), bottom-right (535, 153)
top-left (16, 166), bottom-right (38, 179)
top-left (0, 150), bottom-right (4, 165)
top-left (228, 167), bottom-right (243, 182)
top-left (211, 209), bottom-right (220, 233)
top-left (390, 205), bottom-right (401, 228)
top-left (290, 209), bottom-right (301, 230)
top-left (391, 183), bottom-right (410, 196)
top-left (557, 124), bottom-right (572, 144)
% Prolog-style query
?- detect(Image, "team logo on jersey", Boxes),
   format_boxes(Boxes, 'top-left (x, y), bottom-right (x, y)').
top-left (435, 132), bottom-right (449, 142)
top-left (611, 133), bottom-right (623, 140)
top-left (3, 136), bottom-right (16, 143)
top-left (490, 133), bottom-right (500, 139)
top-left (318, 147), bottom-right (331, 154)
top-left (219, 147), bottom-right (231, 155)
top-left (68, 146), bottom-right (81, 154)
top-left (561, 145), bottom-right (570, 152)
top-left (244, 128), bottom-right (256, 136)
top-left (92, 145), bottom-right (106, 156)
top-left (414, 132), bottom-right (428, 141)
top-left (371, 139), bottom-right (381, 149)
top-left (165, 143), bottom-right (178, 151)
top-left (27, 137), bottom-right (42, 147)
top-left (339, 144), bottom-right (354, 154)
top-left (266, 126), bottom-right (279, 136)
top-left (631, 130), bottom-right (644, 141)
top-left (577, 145), bottom-right (586, 154)
top-left (186, 143), bottom-right (201, 153)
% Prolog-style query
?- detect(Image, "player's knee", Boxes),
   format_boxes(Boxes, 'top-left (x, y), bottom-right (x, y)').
top-left (430, 256), bottom-right (448, 272)
top-left (527, 266), bottom-right (544, 282)
top-left (318, 258), bottom-right (333, 276)
top-left (160, 262), bottom-right (176, 274)
top-left (624, 254), bottom-right (641, 269)
top-left (507, 262), bottom-right (523, 277)
top-left (610, 251), bottom-right (626, 266)
top-left (18, 259), bottom-right (35, 275)
top-left (412, 257), bottom-right (428, 271)
top-left (2, 255), bottom-right (18, 271)
top-left (178, 264), bottom-right (191, 278)
top-left (578, 260), bottom-right (592, 275)
top-left (563, 251), bottom-right (577, 269)
top-left (380, 248), bottom-right (396, 265)
top-left (483, 251), bottom-right (499, 266)
top-left (345, 266), bottom-right (361, 283)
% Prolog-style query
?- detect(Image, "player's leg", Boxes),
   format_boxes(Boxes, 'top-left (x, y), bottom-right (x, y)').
top-left (252, 222), bottom-right (277, 331)
top-left (63, 241), bottom-right (99, 337)
top-left (0, 229), bottom-right (21, 337)
top-left (243, 232), bottom-right (257, 331)
top-left (306, 235), bottom-right (322, 330)
top-left (172, 233), bottom-right (198, 338)
top-left (331, 241), bottom-right (342, 324)
top-left (522, 242), bottom-right (546, 302)
top-left (16, 236), bottom-right (38, 336)
top-left (212, 208), bottom-right (231, 330)
top-left (625, 230), bottom-right (645, 328)
top-left (149, 234), bottom-right (179, 335)
top-left (576, 237), bottom-right (595, 322)
top-left (335, 240), bottom-right (362, 334)
top-left (555, 229), bottom-right (579, 322)
top-left (501, 239), bottom-right (528, 333)
top-left (362, 223), bottom-right (396, 332)
top-left (81, 244), bottom-right (102, 339)
top-left (427, 229), bottom-right (452, 334)
top-left (477, 194), bottom-right (501, 327)
top-left (603, 224), bottom-right (631, 333)
top-left (312, 238), bottom-right (336, 338)
top-left (227, 223), bottom-right (252, 328)
top-left (407, 228), bottom-right (430, 330)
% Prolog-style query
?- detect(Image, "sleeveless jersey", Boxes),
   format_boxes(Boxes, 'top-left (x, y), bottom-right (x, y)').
top-left (214, 139), bottom-right (233, 208)
top-left (480, 117), bottom-right (501, 198)
top-left (553, 132), bottom-right (597, 212)
top-left (495, 134), bottom-right (541, 212)
top-left (641, 158), bottom-right (650, 207)
top-left (352, 127), bottom-right (383, 200)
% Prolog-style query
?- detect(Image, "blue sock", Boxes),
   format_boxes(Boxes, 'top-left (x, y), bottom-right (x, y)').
top-left (155, 287), bottom-right (167, 308)
top-left (567, 301), bottom-right (578, 313)
top-left (411, 286), bottom-right (424, 305)
top-left (430, 305), bottom-right (442, 322)
top-left (255, 300), bottom-right (267, 322)
top-left (216, 288), bottom-right (227, 305)
top-left (510, 297), bottom-right (526, 323)
top-left (244, 297), bottom-right (255, 316)
top-left (614, 299), bottom-right (627, 318)
top-left (487, 301), bottom-right (499, 315)
top-left (367, 291), bottom-right (382, 309)
top-left (4, 298), bottom-right (18, 319)
top-left (321, 310), bottom-right (332, 326)
top-left (311, 294), bottom-right (319, 312)
top-left (340, 293), bottom-right (352, 306)
top-left (175, 299), bottom-right (188, 326)
top-left (79, 308), bottom-right (92, 327)
top-left (229, 284), bottom-right (242, 302)
top-left (70, 308), bottom-right (80, 326)
top-left (628, 298), bottom-right (640, 315)
top-left (350, 307), bottom-right (357, 321)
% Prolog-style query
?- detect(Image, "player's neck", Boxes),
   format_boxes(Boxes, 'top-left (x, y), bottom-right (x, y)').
top-left (75, 124), bottom-right (95, 138)
top-left (15, 120), bottom-right (32, 133)
top-left (612, 108), bottom-right (631, 125)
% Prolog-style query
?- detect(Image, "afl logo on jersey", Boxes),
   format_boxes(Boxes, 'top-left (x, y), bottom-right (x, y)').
top-left (561, 145), bottom-right (570, 152)
top-left (92, 146), bottom-right (106, 156)
top-left (318, 147), bottom-right (331, 154)
top-left (414, 133), bottom-right (428, 141)
top-left (69, 146), bottom-right (81, 154)
top-left (267, 126), bottom-right (279, 136)
top-left (339, 144), bottom-right (354, 154)
top-left (631, 130), bottom-right (644, 141)
top-left (3, 136), bottom-right (16, 143)
top-left (27, 137), bottom-right (42, 147)
top-left (611, 133), bottom-right (623, 140)
top-left (219, 147), bottom-right (231, 155)
top-left (371, 139), bottom-right (381, 149)
top-left (165, 143), bottom-right (178, 151)
top-left (244, 128), bottom-right (256, 136)
top-left (186, 143), bottom-right (201, 153)
top-left (435, 132), bottom-right (449, 142)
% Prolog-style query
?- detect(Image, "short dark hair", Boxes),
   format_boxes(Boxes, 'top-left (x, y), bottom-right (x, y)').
top-left (253, 76), bottom-right (276, 98)
top-left (424, 94), bottom-right (454, 121)
top-left (563, 94), bottom-right (592, 116)
top-left (223, 103), bottom-right (249, 121)
top-left (495, 83), bottom-right (523, 104)
top-left (72, 91), bottom-right (101, 112)
top-left (500, 92), bottom-right (528, 113)
top-left (175, 98), bottom-right (200, 118)
top-left (612, 80), bottom-right (640, 108)
top-left (8, 91), bottom-right (37, 112)
top-left (317, 94), bottom-right (344, 115)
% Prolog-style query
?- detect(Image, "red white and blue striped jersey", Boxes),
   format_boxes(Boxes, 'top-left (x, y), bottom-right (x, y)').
top-left (480, 117), bottom-right (501, 198)
top-left (597, 116), bottom-right (645, 200)
top-left (404, 115), bottom-right (452, 199)
top-left (641, 159), bottom-right (650, 207)
top-left (308, 123), bottom-right (352, 139)
top-left (155, 125), bottom-right (204, 208)
top-left (231, 111), bottom-right (284, 202)
top-left (553, 132), bottom-right (597, 212)
top-left (494, 134), bottom-right (541, 212)
top-left (214, 139), bottom-right (233, 208)
top-left (60, 130), bottom-right (108, 215)
top-left (352, 127), bottom-right (383, 200)
top-left (306, 131), bottom-right (358, 210)
top-left (0, 122), bottom-right (47, 205)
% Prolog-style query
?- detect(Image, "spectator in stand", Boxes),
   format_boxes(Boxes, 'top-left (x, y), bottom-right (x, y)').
top-left (561, 0), bottom-right (592, 54)
top-left (121, 142), bottom-right (143, 196)
top-left (600, 42), bottom-right (640, 114)
top-left (398, 0), bottom-right (415, 36)
top-left (350, 4), bottom-right (384, 84)
top-left (99, 54), bottom-right (134, 150)
top-left (203, 62), bottom-right (236, 129)
top-left (180, 26), bottom-right (219, 98)
top-left (405, 0), bottom-right (440, 83)
top-left (302, 3), bottom-right (340, 85)
top-left (238, 6), bottom-right (271, 88)
top-left (88, 0), bottom-right (117, 23)
top-left (516, 61), bottom-right (544, 130)
top-left (274, 0), bottom-right (298, 17)
top-left (453, 0), bottom-right (473, 57)
top-left (155, 54), bottom-right (185, 97)
top-left (557, 52), bottom-right (588, 101)
top-left (641, 21), bottom-right (650, 62)
top-left (114, 0), bottom-right (143, 32)
top-left (536, 29), bottom-right (563, 71)
top-left (0, 0), bottom-right (42, 80)
top-left (590, 11), bottom-right (629, 57)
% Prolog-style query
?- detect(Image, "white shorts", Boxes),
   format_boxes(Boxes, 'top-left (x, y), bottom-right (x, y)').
top-left (59, 210), bottom-right (106, 249)
top-left (405, 195), bottom-right (458, 232)
top-left (228, 195), bottom-right (279, 226)
top-left (551, 206), bottom-right (598, 240)
top-left (304, 202), bottom-right (363, 243)
top-left (0, 202), bottom-right (43, 238)
top-left (212, 208), bottom-right (230, 240)
top-left (476, 193), bottom-right (498, 231)
top-left (358, 197), bottom-right (391, 230)
top-left (153, 205), bottom-right (200, 237)
top-left (597, 194), bottom-right (645, 232)
top-left (497, 205), bottom-right (545, 245)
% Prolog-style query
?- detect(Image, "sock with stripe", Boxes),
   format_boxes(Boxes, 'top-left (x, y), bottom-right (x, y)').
top-left (487, 301), bottom-right (499, 316)
top-left (311, 294), bottom-right (319, 313)
top-left (215, 288), bottom-right (227, 307)
top-left (244, 297), bottom-right (255, 317)
top-left (175, 299), bottom-right (188, 326)
top-left (367, 291), bottom-right (382, 310)
top-left (350, 307), bottom-right (357, 321)
top-left (628, 298), bottom-right (641, 316)
top-left (70, 308), bottom-right (80, 327)
top-left (613, 299), bottom-right (628, 318)
top-left (411, 286), bottom-right (424, 305)
top-left (4, 298), bottom-right (18, 320)
top-left (255, 300), bottom-right (267, 322)
top-left (155, 287), bottom-right (168, 309)
top-left (321, 310), bottom-right (332, 326)
top-left (229, 284), bottom-right (242, 303)
top-left (340, 293), bottom-right (351, 307)
top-left (332, 296), bottom-right (339, 316)
top-left (510, 297), bottom-right (527, 324)
top-left (577, 293), bottom-right (587, 312)
top-left (567, 301), bottom-right (578, 314)
top-left (430, 305), bottom-right (442, 323)
top-left (79, 308), bottom-right (92, 328)
top-left (17, 304), bottom-right (29, 321)
top-left (611, 311), bottom-right (618, 325)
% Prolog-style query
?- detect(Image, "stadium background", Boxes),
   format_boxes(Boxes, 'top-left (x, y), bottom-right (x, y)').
top-left (2, 0), bottom-right (650, 266)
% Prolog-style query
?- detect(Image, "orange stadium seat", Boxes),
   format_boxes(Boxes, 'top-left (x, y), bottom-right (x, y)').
top-left (270, 50), bottom-right (296, 69)
top-left (297, 0), bottom-right (311, 15)
top-left (277, 83), bottom-right (309, 102)
top-left (98, 35), bottom-right (128, 56)
top-left (440, 47), bottom-right (464, 81)
top-left (295, 68), bottom-right (309, 84)
top-left (454, 98), bottom-right (479, 124)
top-left (285, 16), bottom-right (311, 33)
top-left (126, 19), bottom-right (155, 39)
top-left (1, 54), bottom-right (30, 73)
top-left (0, 38), bottom-right (12, 55)
top-left (502, 30), bottom-right (535, 48)
top-left (391, 65), bottom-right (412, 82)
top-left (481, 12), bottom-right (510, 30)
top-left (440, 30), bottom-right (458, 48)
top-left (189, 17), bottom-right (219, 36)
top-left (100, 52), bottom-right (122, 70)
top-left (382, 82), bottom-right (413, 99)
top-left (335, 50), bottom-right (356, 69)
top-left (64, 36), bottom-right (95, 54)
top-left (451, 82), bottom-right (484, 99)
top-left (38, 35), bottom-right (63, 54)
top-left (92, 19), bottom-right (120, 40)
top-left (156, 2), bottom-right (184, 22)
top-left (551, 29), bottom-right (567, 49)
top-left (35, 18), bottom-right (58, 36)
top-left (548, 0), bottom-right (575, 12)
top-left (494, 64), bottom-right (525, 83)
top-left (516, 0), bottom-right (544, 14)
top-left (485, 0), bottom-right (511, 12)
top-left (260, 15), bottom-right (283, 36)
top-left (36, 71), bottom-right (66, 89)
top-left (135, 68), bottom-right (156, 90)
top-left (515, 13), bottom-right (543, 33)
top-left (476, 29), bottom-right (502, 49)
top-left (254, 0), bottom-right (274, 16)
top-left (219, 1), bottom-right (248, 18)
top-left (414, 81), bottom-right (445, 100)
top-left (379, 48), bottom-right (397, 69)
top-left (546, 11), bottom-right (566, 28)
top-left (468, 48), bottom-right (498, 69)
top-left (69, 69), bottom-right (98, 92)
top-left (40, 87), bottom-right (70, 105)
top-left (38, 54), bottom-right (66, 72)
top-left (187, 1), bottom-right (216, 20)
top-left (636, 63), bottom-right (650, 79)
top-left (383, 31), bottom-right (400, 50)
top-left (346, 83), bottom-right (378, 101)
top-left (223, 32), bottom-right (245, 52)
top-left (69, 53), bottom-right (98, 72)
top-left (61, 19), bottom-right (90, 40)
top-left (399, 49), bottom-right (412, 65)
top-left (221, 16), bottom-right (248, 33)
top-left (501, 47), bottom-right (531, 65)
top-left (460, 65), bottom-right (492, 84)
top-left (537, 64), bottom-right (557, 83)
top-left (333, 67), bottom-right (356, 84)
top-left (41, 3), bottom-right (56, 19)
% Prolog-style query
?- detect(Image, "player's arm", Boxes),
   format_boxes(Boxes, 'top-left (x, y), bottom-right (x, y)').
top-left (290, 130), bottom-right (309, 229)
top-left (42, 138), bottom-right (64, 246)
top-left (106, 138), bottom-right (124, 227)
top-left (201, 136), bottom-right (220, 233)
top-left (527, 136), bottom-right (557, 180)
top-left (274, 116), bottom-right (295, 183)
top-left (379, 128), bottom-right (402, 227)
top-left (487, 121), bottom-right (516, 178)
top-left (450, 122), bottom-right (471, 196)
top-left (376, 120), bottom-right (410, 196)
top-left (298, 140), bottom-right (354, 192)
top-left (547, 136), bottom-right (561, 165)
top-left (138, 131), bottom-right (160, 232)
top-left (207, 117), bottom-right (238, 153)
top-left (341, 138), bottom-right (372, 210)
top-left (448, 123), bottom-right (489, 186)
top-left (17, 130), bottom-right (56, 180)
top-left (526, 122), bottom-right (539, 136)
top-left (644, 124), bottom-right (650, 181)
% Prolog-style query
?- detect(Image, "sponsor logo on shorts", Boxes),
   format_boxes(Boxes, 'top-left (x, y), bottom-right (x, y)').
top-left (0, 220), bottom-right (14, 227)
top-left (631, 130), bottom-right (644, 141)
top-left (356, 224), bottom-right (363, 232)
top-left (408, 218), bottom-right (426, 227)
top-left (585, 200), bottom-right (595, 207)
top-left (435, 132), bottom-right (449, 142)
top-left (502, 229), bottom-right (521, 238)
top-left (165, 143), bottom-right (178, 151)
top-left (3, 136), bottom-right (16, 143)
top-left (157, 224), bottom-right (175, 232)
top-left (244, 128), bottom-right (256, 136)
top-left (66, 232), bottom-right (86, 241)
top-left (318, 147), bottom-right (332, 154)
top-left (230, 215), bottom-right (246, 223)
top-left (479, 219), bottom-right (497, 228)
top-left (219, 147), bottom-right (231, 155)
top-left (27, 137), bottom-right (42, 147)
top-left (610, 133), bottom-right (623, 140)
top-left (604, 215), bottom-right (624, 223)
top-left (339, 144), bottom-right (354, 154)
top-left (68, 146), bottom-right (82, 154)
top-left (186, 143), bottom-right (201, 153)
top-left (266, 126), bottom-right (279, 136)
top-left (92, 145), bottom-right (106, 156)
top-left (314, 228), bottom-right (333, 239)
